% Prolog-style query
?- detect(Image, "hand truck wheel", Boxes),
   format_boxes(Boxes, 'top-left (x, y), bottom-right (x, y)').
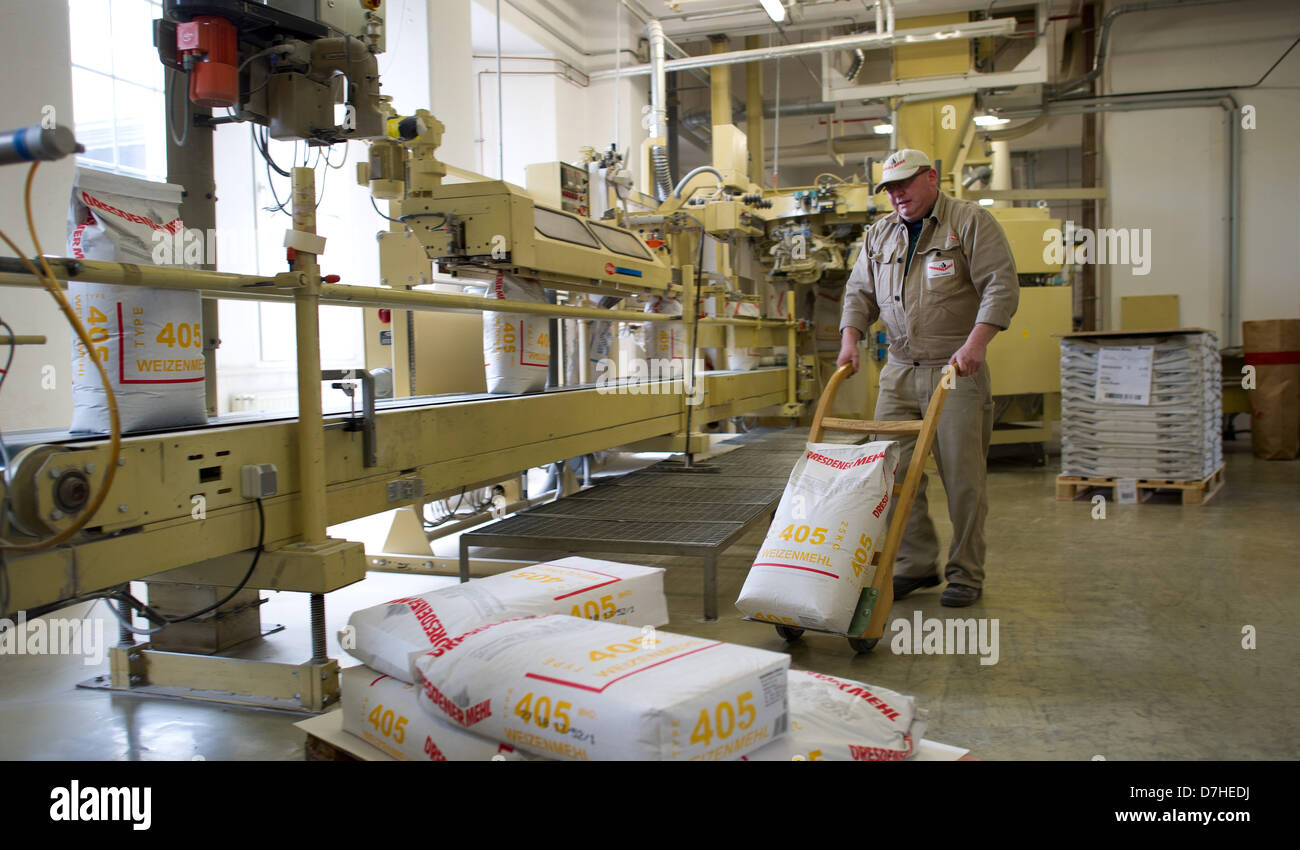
top-left (848, 637), bottom-right (879, 654)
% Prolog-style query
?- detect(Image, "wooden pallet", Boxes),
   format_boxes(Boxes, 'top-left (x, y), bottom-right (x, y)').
top-left (1055, 465), bottom-right (1225, 506)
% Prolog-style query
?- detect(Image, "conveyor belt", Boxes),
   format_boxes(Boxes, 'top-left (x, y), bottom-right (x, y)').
top-left (459, 427), bottom-right (856, 620)
top-left (3, 369), bottom-right (784, 450)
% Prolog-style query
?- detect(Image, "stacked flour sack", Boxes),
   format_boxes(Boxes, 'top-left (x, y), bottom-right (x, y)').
top-left (1060, 332), bottom-right (1222, 479)
top-left (340, 557), bottom-right (671, 760)
top-left (342, 556), bottom-right (929, 761)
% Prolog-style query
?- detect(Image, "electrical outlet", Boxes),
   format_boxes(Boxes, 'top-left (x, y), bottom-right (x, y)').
top-left (240, 464), bottom-right (278, 499)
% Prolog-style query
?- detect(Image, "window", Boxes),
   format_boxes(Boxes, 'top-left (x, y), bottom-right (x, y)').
top-left (533, 206), bottom-right (600, 248)
top-left (69, 0), bottom-right (167, 181)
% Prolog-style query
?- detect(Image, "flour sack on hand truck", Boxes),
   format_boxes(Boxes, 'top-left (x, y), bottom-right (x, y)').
top-left (735, 440), bottom-right (899, 633)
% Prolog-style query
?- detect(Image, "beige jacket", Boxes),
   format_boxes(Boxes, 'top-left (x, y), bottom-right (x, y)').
top-left (840, 191), bottom-right (1019, 367)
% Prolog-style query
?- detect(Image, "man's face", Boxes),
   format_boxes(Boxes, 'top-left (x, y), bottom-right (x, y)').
top-left (884, 167), bottom-right (939, 221)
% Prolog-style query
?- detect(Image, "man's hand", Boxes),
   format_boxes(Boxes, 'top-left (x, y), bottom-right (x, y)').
top-left (837, 328), bottom-right (863, 374)
top-left (947, 341), bottom-right (985, 377)
top-left (948, 322), bottom-right (1001, 377)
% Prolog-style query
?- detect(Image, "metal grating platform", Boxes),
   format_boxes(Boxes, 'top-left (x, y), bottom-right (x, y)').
top-left (569, 484), bottom-right (783, 505)
top-left (525, 500), bottom-right (761, 523)
top-left (464, 515), bottom-right (740, 547)
top-left (459, 427), bottom-right (826, 620)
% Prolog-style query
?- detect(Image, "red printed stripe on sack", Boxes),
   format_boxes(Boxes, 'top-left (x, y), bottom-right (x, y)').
top-left (802, 671), bottom-right (903, 721)
top-left (805, 450), bottom-right (886, 470)
top-left (752, 562), bottom-right (839, 579)
top-left (849, 734), bottom-right (915, 761)
top-left (80, 191), bottom-right (183, 234)
top-left (419, 676), bottom-right (492, 728)
top-left (388, 595), bottom-right (451, 649)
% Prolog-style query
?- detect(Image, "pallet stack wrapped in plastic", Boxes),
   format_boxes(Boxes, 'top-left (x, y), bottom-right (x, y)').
top-left (1060, 332), bottom-right (1222, 480)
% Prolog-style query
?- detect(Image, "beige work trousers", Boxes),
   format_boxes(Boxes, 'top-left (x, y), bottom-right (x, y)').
top-left (873, 359), bottom-right (993, 588)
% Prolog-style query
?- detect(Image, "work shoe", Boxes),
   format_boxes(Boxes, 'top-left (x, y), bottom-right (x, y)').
top-left (893, 574), bottom-right (941, 600)
top-left (941, 583), bottom-right (982, 607)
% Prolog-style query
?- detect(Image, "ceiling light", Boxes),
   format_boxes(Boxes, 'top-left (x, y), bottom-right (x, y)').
top-left (974, 114), bottom-right (1009, 127)
top-left (759, 0), bottom-right (786, 24)
top-left (978, 198), bottom-right (995, 206)
top-left (873, 123), bottom-right (893, 135)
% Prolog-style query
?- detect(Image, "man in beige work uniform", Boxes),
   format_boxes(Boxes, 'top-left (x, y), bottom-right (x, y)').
top-left (838, 149), bottom-right (1018, 607)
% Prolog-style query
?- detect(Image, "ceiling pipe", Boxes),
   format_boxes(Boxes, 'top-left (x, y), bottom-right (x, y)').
top-left (681, 99), bottom-right (837, 130)
top-left (1053, 0), bottom-right (1243, 96)
top-left (647, 19), bottom-right (674, 200)
top-left (590, 17), bottom-right (1016, 79)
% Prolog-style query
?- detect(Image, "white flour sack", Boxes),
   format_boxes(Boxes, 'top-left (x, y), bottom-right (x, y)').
top-left (66, 169), bottom-right (206, 434)
top-left (342, 557), bottom-right (668, 683)
top-left (725, 301), bottom-right (763, 371)
top-left (483, 271), bottom-right (550, 393)
top-left (341, 665), bottom-right (536, 761)
top-left (411, 615), bottom-right (790, 761)
top-left (742, 670), bottom-right (927, 761)
top-left (813, 286), bottom-right (844, 352)
top-left (644, 295), bottom-right (687, 367)
top-left (735, 440), bottom-right (900, 633)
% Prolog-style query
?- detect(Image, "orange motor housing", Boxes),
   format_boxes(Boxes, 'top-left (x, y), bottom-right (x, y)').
top-left (177, 15), bottom-right (238, 108)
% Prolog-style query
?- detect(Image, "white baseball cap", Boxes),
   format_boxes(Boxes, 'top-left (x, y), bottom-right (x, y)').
top-left (873, 148), bottom-right (933, 194)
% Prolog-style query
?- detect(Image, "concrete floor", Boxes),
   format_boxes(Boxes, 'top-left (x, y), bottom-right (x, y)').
top-left (1, 434), bottom-right (1296, 760)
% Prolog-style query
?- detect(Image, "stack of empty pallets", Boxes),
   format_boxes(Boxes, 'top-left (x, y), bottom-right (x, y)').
top-left (1057, 330), bottom-right (1224, 506)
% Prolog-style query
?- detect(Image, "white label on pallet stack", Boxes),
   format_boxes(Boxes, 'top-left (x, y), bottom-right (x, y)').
top-left (741, 670), bottom-right (928, 761)
top-left (342, 557), bottom-right (668, 683)
top-left (1095, 346), bottom-right (1154, 405)
top-left (411, 615), bottom-right (790, 761)
top-left (341, 665), bottom-right (533, 761)
top-left (735, 440), bottom-right (900, 634)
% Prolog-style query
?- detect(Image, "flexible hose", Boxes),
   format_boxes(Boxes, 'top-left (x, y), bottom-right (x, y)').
top-left (652, 145), bottom-right (673, 201)
top-left (0, 162), bottom-right (122, 551)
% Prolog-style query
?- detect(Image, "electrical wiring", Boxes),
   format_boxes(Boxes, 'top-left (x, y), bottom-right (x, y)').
top-left (369, 197), bottom-right (448, 229)
top-left (370, 196), bottom-right (402, 224)
top-left (161, 497), bottom-right (265, 624)
top-left (0, 163), bottom-right (121, 552)
top-left (264, 158), bottom-right (291, 216)
top-left (19, 498), bottom-right (265, 628)
top-left (324, 139), bottom-right (350, 170)
top-left (673, 211), bottom-right (707, 461)
top-left (253, 124), bottom-right (291, 177)
top-left (107, 596), bottom-right (165, 636)
top-left (0, 317), bottom-right (14, 473)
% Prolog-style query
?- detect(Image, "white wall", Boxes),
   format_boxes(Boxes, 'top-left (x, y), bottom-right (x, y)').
top-left (431, 0), bottom-right (478, 172)
top-left (0, 1), bottom-right (76, 434)
top-left (1103, 0), bottom-right (1300, 342)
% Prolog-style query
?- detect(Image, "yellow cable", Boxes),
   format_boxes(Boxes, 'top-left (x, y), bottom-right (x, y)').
top-left (813, 173), bottom-right (847, 185)
top-left (0, 162), bottom-right (122, 551)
